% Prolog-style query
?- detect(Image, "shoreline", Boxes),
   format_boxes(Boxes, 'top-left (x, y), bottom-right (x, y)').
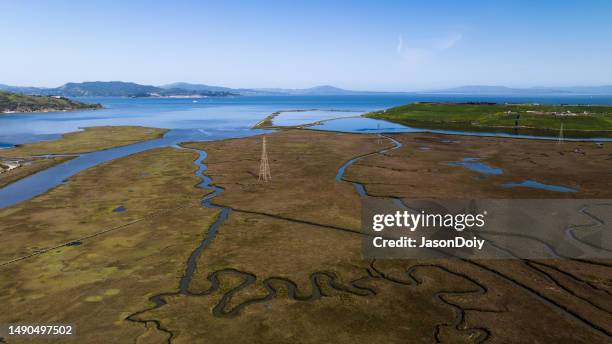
top-left (253, 106), bottom-right (612, 140)
top-left (0, 126), bottom-right (168, 190)
top-left (1, 106), bottom-right (103, 115)
top-left (364, 102), bottom-right (612, 139)
top-left (270, 117), bottom-right (612, 142)
top-left (0, 116), bottom-right (608, 205)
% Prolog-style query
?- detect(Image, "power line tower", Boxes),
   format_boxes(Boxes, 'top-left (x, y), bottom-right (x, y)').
top-left (557, 122), bottom-right (564, 144)
top-left (258, 136), bottom-right (271, 182)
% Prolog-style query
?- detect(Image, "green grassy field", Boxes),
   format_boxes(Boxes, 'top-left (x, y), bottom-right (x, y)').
top-left (366, 102), bottom-right (612, 137)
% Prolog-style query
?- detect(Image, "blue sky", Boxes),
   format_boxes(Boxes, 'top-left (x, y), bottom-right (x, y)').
top-left (1, 0), bottom-right (611, 90)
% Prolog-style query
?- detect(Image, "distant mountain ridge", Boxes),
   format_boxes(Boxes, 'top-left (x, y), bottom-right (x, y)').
top-left (423, 85), bottom-right (612, 95)
top-left (160, 83), bottom-right (612, 96)
top-left (163, 83), bottom-right (396, 96)
top-left (2, 82), bottom-right (612, 97)
top-left (0, 81), bottom-right (236, 98)
top-left (161, 82), bottom-right (237, 93)
top-left (160, 83), bottom-right (373, 95)
top-left (57, 82), bottom-right (159, 97)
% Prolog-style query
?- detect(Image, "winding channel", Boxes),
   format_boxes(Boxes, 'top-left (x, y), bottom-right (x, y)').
top-left (0, 127), bottom-right (264, 209)
top-left (335, 133), bottom-right (402, 196)
top-left (335, 134), bottom-right (612, 342)
top-left (125, 147), bottom-right (231, 341)
top-left (1, 118), bottom-right (610, 341)
top-left (127, 134), bottom-right (496, 343)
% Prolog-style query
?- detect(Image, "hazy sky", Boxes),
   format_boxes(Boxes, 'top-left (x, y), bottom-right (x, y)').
top-left (1, 0), bottom-right (611, 90)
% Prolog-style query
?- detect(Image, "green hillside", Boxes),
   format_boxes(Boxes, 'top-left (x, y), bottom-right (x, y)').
top-left (366, 102), bottom-right (612, 138)
top-left (0, 91), bottom-right (102, 113)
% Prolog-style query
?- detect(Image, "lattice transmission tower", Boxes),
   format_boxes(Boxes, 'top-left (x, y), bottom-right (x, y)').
top-left (258, 136), bottom-right (271, 182)
top-left (557, 122), bottom-right (564, 144)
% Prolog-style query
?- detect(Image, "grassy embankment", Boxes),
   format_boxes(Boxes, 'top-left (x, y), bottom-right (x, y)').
top-left (366, 102), bottom-right (612, 138)
top-left (0, 90), bottom-right (102, 113)
top-left (0, 126), bottom-right (167, 187)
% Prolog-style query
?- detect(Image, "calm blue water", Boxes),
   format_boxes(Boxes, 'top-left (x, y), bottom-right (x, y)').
top-left (272, 110), bottom-right (361, 126)
top-left (311, 117), bottom-right (415, 132)
top-left (0, 94), bottom-right (609, 208)
top-left (2, 94), bottom-right (612, 145)
top-left (448, 158), bottom-right (504, 175)
top-left (311, 117), bottom-right (612, 141)
top-left (0, 95), bottom-right (408, 144)
top-left (502, 180), bottom-right (578, 192)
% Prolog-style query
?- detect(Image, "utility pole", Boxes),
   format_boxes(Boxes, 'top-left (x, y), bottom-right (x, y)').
top-left (258, 136), bottom-right (271, 182)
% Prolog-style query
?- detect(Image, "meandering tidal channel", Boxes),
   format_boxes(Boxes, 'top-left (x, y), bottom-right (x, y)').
top-left (2, 116), bottom-right (610, 341)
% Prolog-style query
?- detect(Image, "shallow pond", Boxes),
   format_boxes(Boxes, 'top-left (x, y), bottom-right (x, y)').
top-left (113, 205), bottom-right (127, 212)
top-left (272, 110), bottom-right (362, 127)
top-left (448, 158), bottom-right (503, 176)
top-left (311, 117), bottom-right (612, 142)
top-left (501, 180), bottom-right (578, 192)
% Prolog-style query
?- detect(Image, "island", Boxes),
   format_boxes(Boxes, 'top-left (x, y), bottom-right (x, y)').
top-left (0, 90), bottom-right (102, 114)
top-left (366, 102), bottom-right (612, 138)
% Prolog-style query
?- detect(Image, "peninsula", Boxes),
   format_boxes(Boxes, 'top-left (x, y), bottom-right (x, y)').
top-left (0, 90), bottom-right (102, 114)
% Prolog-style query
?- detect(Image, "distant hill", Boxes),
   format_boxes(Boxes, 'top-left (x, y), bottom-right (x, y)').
top-left (0, 81), bottom-right (237, 98)
top-left (161, 82), bottom-right (238, 93)
top-left (535, 85), bottom-right (612, 95)
top-left (253, 85), bottom-right (370, 95)
top-left (0, 84), bottom-right (52, 95)
top-left (54, 81), bottom-right (238, 97)
top-left (161, 83), bottom-right (286, 96)
top-left (3, 81), bottom-right (612, 97)
top-left (55, 82), bottom-right (160, 97)
top-left (421, 85), bottom-right (567, 95)
top-left (422, 85), bottom-right (612, 95)
top-left (163, 83), bottom-right (387, 96)
top-left (160, 83), bottom-right (612, 96)
top-left (0, 90), bottom-right (102, 113)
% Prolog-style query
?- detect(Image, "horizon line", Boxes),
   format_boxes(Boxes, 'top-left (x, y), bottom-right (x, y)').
top-left (2, 80), bottom-right (612, 93)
